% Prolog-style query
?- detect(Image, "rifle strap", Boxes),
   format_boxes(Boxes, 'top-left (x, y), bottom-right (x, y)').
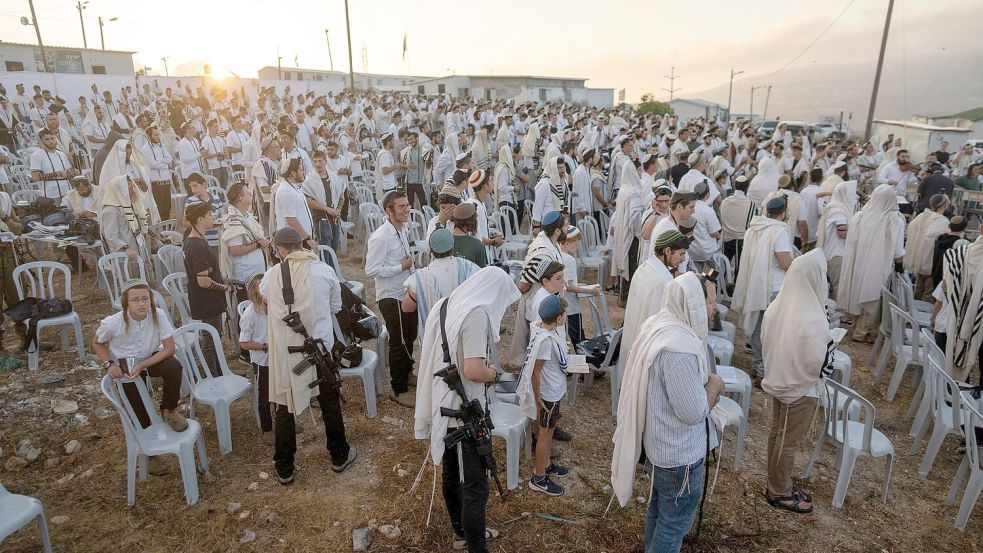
top-left (438, 298), bottom-right (451, 365)
top-left (280, 259), bottom-right (293, 310)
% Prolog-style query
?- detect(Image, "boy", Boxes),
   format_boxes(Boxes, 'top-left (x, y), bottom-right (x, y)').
top-left (183, 171), bottom-right (223, 249)
top-left (558, 226), bottom-right (601, 345)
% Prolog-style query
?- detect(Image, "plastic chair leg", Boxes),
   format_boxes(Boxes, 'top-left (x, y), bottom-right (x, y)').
top-left (918, 423), bottom-right (949, 477)
top-left (177, 442), bottom-right (200, 505)
top-left (946, 456), bottom-right (970, 506)
top-left (59, 327), bottom-right (70, 352)
top-left (905, 381), bottom-right (924, 421)
top-left (567, 374), bottom-right (579, 407)
top-left (523, 422), bottom-right (532, 459)
top-left (195, 432), bottom-right (210, 473)
top-left (73, 319), bottom-right (85, 362)
top-left (362, 371), bottom-right (377, 418)
top-left (867, 333), bottom-right (884, 364)
top-left (137, 453), bottom-right (149, 482)
top-left (885, 357), bottom-right (910, 401)
top-left (36, 507), bottom-right (53, 553)
top-left (802, 431), bottom-right (827, 479)
top-left (873, 343), bottom-right (893, 385)
top-left (955, 471), bottom-right (983, 532)
top-left (505, 427), bottom-right (521, 490)
top-left (832, 448), bottom-right (860, 508)
top-left (908, 396), bottom-right (933, 449)
top-left (881, 454), bottom-right (893, 503)
top-left (214, 402), bottom-right (233, 455)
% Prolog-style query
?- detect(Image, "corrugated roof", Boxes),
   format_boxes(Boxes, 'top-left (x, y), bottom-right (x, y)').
top-left (409, 74), bottom-right (586, 85)
top-left (873, 119), bottom-right (970, 132)
top-left (0, 41), bottom-right (135, 54)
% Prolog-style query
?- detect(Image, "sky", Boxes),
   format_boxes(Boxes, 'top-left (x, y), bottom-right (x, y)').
top-left (1, 0), bottom-right (980, 107)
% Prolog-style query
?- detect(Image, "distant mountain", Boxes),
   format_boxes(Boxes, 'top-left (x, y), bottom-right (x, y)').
top-left (684, 51), bottom-right (982, 131)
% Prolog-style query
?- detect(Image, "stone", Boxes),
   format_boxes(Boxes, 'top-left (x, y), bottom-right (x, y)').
top-left (239, 511), bottom-right (250, 520)
top-left (84, 431), bottom-right (102, 441)
top-left (352, 528), bottom-right (371, 551)
top-left (80, 469), bottom-right (93, 479)
top-left (248, 481), bottom-right (259, 491)
top-left (381, 416), bottom-right (404, 427)
top-left (56, 473), bottom-right (75, 485)
top-left (51, 516), bottom-right (69, 525)
top-left (635, 496), bottom-right (646, 505)
top-left (259, 471), bottom-right (269, 480)
top-left (17, 443), bottom-right (41, 462)
top-left (227, 501), bottom-right (242, 514)
top-left (52, 399), bottom-right (79, 414)
top-left (333, 521), bottom-right (341, 527)
top-left (5, 457), bottom-right (28, 472)
top-left (239, 530), bottom-right (256, 545)
top-left (367, 518), bottom-right (378, 531)
top-left (45, 458), bottom-right (60, 469)
top-left (65, 440), bottom-right (81, 454)
top-left (396, 468), bottom-right (408, 478)
top-left (74, 413), bottom-right (89, 426)
top-left (378, 524), bottom-right (401, 539)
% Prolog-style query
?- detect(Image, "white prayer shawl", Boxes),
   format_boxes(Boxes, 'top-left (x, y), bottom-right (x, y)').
top-left (732, 216), bottom-right (788, 333)
top-left (609, 160), bottom-right (644, 280)
top-left (472, 128), bottom-right (492, 170)
top-left (545, 150), bottom-right (567, 212)
top-left (444, 132), bottom-right (462, 161)
top-left (301, 169), bottom-right (344, 211)
top-left (99, 140), bottom-right (160, 224)
top-left (763, 189), bottom-right (802, 241)
top-left (81, 108), bottom-right (110, 152)
top-left (837, 184), bottom-right (905, 315)
top-left (493, 145), bottom-right (516, 212)
top-left (413, 268), bottom-right (521, 464)
top-left (619, 256), bottom-right (674, 376)
top-left (264, 250), bottom-right (320, 414)
top-left (520, 123), bottom-right (540, 159)
top-left (410, 256), bottom-right (478, 328)
top-left (516, 323), bottom-right (568, 420)
top-left (904, 209), bottom-right (949, 276)
top-left (495, 125), bottom-right (511, 154)
top-left (220, 204), bottom-right (267, 279)
top-left (817, 180), bottom-right (857, 254)
top-left (942, 238), bottom-right (983, 379)
top-left (747, 157), bottom-right (780, 207)
top-left (611, 273), bottom-right (725, 507)
top-left (762, 250), bottom-right (834, 403)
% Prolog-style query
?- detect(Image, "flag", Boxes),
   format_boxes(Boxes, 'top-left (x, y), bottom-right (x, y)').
top-left (402, 32), bottom-right (407, 61)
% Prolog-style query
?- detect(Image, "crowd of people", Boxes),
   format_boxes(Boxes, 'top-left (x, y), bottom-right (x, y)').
top-left (1, 78), bottom-right (983, 553)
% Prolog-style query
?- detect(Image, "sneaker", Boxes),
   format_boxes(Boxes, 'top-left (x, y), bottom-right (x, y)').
top-left (331, 445), bottom-right (358, 473)
top-left (162, 409), bottom-right (189, 432)
top-left (277, 469), bottom-right (295, 485)
top-left (148, 455), bottom-right (169, 476)
top-left (553, 427), bottom-right (572, 442)
top-left (546, 463), bottom-right (569, 477)
top-left (261, 431), bottom-right (274, 445)
top-left (528, 474), bottom-right (564, 496)
top-left (388, 391), bottom-right (416, 408)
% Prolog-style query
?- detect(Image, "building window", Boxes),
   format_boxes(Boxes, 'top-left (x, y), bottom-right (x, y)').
top-left (418, 85), bottom-right (425, 94)
top-left (437, 84), bottom-right (445, 94)
top-left (91, 65), bottom-right (106, 74)
top-left (539, 89), bottom-right (547, 101)
top-left (459, 88), bottom-right (470, 98)
top-left (4, 61), bottom-right (24, 72)
top-left (484, 89), bottom-right (492, 100)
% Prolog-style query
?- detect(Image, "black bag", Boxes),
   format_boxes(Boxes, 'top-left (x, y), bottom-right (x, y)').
top-left (3, 297), bottom-right (73, 353)
top-left (335, 281), bottom-right (379, 341)
top-left (577, 333), bottom-right (620, 368)
top-left (64, 217), bottom-right (100, 244)
top-left (332, 341), bottom-right (364, 368)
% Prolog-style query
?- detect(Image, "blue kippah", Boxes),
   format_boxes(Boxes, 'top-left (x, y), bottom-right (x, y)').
top-left (429, 228), bottom-right (454, 254)
top-left (542, 211), bottom-right (562, 226)
top-left (538, 294), bottom-right (564, 320)
top-left (766, 196), bottom-right (787, 210)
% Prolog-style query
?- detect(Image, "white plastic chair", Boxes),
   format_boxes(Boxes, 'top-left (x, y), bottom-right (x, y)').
top-left (893, 274), bottom-right (932, 327)
top-left (916, 358), bottom-right (966, 478)
top-left (100, 374), bottom-right (209, 505)
top-left (172, 323), bottom-right (253, 455)
top-left (319, 245), bottom-right (365, 301)
top-left (830, 350), bottom-right (853, 387)
top-left (709, 318), bottom-right (737, 344)
top-left (707, 335), bottom-right (734, 366)
top-left (13, 261), bottom-right (85, 371)
top-left (908, 329), bottom-right (947, 448)
top-left (162, 272), bottom-right (195, 325)
top-left (881, 304), bottom-right (923, 401)
top-left (803, 380), bottom-right (894, 508)
top-left (575, 219), bottom-right (607, 286)
top-left (97, 252), bottom-right (148, 310)
top-left (487, 382), bottom-right (529, 490)
top-left (945, 398), bottom-right (983, 532)
top-left (0, 483), bottom-right (52, 553)
top-left (576, 328), bottom-right (621, 416)
top-left (156, 244), bottom-right (185, 276)
top-left (716, 394), bottom-right (748, 472)
top-left (332, 314), bottom-right (379, 419)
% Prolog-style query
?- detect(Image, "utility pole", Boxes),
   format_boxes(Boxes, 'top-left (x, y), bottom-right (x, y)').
top-left (344, 0), bottom-right (355, 90)
top-left (726, 68), bottom-right (744, 123)
top-left (762, 85), bottom-right (773, 121)
top-left (161, 56), bottom-right (169, 77)
top-left (750, 85), bottom-right (761, 123)
top-left (324, 29), bottom-right (334, 71)
top-left (25, 0), bottom-right (51, 73)
top-left (662, 66), bottom-right (681, 100)
top-left (864, 0), bottom-right (895, 141)
top-left (75, 1), bottom-right (89, 49)
top-left (98, 16), bottom-right (116, 50)
top-left (277, 48), bottom-right (282, 80)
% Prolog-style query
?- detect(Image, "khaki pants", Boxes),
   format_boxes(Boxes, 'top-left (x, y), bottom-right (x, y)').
top-left (914, 274), bottom-right (934, 302)
top-left (828, 256), bottom-right (842, 294)
top-left (851, 301), bottom-right (878, 341)
top-left (767, 395), bottom-right (819, 496)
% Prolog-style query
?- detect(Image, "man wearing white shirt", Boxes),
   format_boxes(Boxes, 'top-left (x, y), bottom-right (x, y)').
top-left (101, 91), bottom-right (118, 119)
top-left (364, 191), bottom-right (417, 408)
top-left (30, 129), bottom-right (77, 199)
top-left (878, 149), bottom-right (917, 201)
top-left (143, 127), bottom-right (174, 220)
top-left (202, 119), bottom-right (230, 187)
top-left (225, 116), bottom-right (250, 172)
top-left (294, 110), bottom-right (315, 153)
top-left (26, 96), bottom-right (47, 131)
top-left (466, 170), bottom-right (505, 260)
top-left (377, 133), bottom-right (398, 192)
top-left (280, 131), bottom-right (314, 175)
top-left (688, 182), bottom-right (722, 265)
top-left (82, 104), bottom-right (111, 157)
top-left (12, 84), bottom-right (31, 122)
top-left (273, 158), bottom-right (316, 248)
top-left (176, 123), bottom-right (205, 179)
top-left (798, 168), bottom-right (823, 251)
top-left (677, 152), bottom-right (720, 207)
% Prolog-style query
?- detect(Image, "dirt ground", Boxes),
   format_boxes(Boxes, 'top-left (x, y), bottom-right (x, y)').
top-left (1, 246), bottom-right (981, 553)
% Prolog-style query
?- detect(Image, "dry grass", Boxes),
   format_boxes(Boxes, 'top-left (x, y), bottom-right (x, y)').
top-left (1, 249), bottom-right (982, 553)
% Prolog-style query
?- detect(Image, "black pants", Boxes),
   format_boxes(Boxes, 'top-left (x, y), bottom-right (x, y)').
top-left (441, 440), bottom-right (490, 553)
top-left (936, 331), bottom-right (983, 385)
top-left (199, 314), bottom-right (224, 377)
top-left (500, 201), bottom-right (519, 236)
top-left (567, 313), bottom-right (583, 346)
top-left (152, 181), bottom-right (172, 221)
top-left (723, 239), bottom-right (743, 276)
top-left (120, 356), bottom-right (183, 429)
top-left (593, 210), bottom-right (607, 242)
top-left (378, 297), bottom-right (418, 394)
top-left (273, 365), bottom-right (350, 477)
top-left (253, 363), bottom-right (273, 432)
top-left (210, 167), bottom-right (229, 189)
top-left (406, 182), bottom-right (426, 211)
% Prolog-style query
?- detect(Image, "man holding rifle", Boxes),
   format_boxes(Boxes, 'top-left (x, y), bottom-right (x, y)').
top-left (261, 227), bottom-right (356, 485)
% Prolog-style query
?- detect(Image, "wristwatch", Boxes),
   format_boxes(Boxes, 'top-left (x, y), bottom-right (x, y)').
top-left (101, 359), bottom-right (113, 370)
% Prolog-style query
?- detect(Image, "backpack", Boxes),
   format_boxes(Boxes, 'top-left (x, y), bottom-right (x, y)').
top-left (335, 282), bottom-right (379, 342)
top-left (3, 297), bottom-right (74, 353)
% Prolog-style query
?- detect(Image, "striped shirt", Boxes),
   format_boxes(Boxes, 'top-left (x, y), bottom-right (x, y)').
top-left (643, 351), bottom-right (713, 469)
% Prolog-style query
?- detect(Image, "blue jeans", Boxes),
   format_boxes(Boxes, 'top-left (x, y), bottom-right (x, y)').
top-left (644, 459), bottom-right (705, 553)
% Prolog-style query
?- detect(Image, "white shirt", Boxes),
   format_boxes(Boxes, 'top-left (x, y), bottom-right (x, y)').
top-left (202, 134), bottom-right (228, 170)
top-left (228, 234), bottom-right (267, 283)
top-left (561, 251), bottom-right (581, 316)
top-left (932, 283), bottom-right (949, 331)
top-left (274, 180), bottom-right (314, 236)
top-left (532, 178), bottom-right (552, 224)
top-left (534, 330), bottom-right (568, 402)
top-left (112, 112), bottom-right (134, 135)
top-left (143, 142), bottom-right (173, 182)
top-left (688, 200), bottom-right (722, 262)
top-left (572, 165), bottom-right (591, 214)
top-left (226, 130), bottom-right (250, 165)
top-left (770, 229), bottom-right (792, 294)
top-left (30, 147), bottom-right (72, 199)
top-left (678, 169), bottom-right (720, 205)
top-left (378, 150), bottom-right (397, 191)
top-left (238, 304), bottom-right (269, 366)
top-left (798, 184), bottom-right (821, 243)
top-left (365, 219), bottom-right (413, 301)
top-left (176, 137), bottom-right (203, 178)
top-left (95, 308), bottom-right (175, 361)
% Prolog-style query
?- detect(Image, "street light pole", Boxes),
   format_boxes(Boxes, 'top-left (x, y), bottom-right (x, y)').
top-left (26, 0), bottom-right (51, 73)
top-left (75, 1), bottom-right (88, 49)
top-left (864, 0), bottom-right (895, 141)
top-left (763, 85), bottom-right (773, 121)
top-left (726, 68), bottom-right (744, 123)
top-left (98, 16), bottom-right (116, 50)
top-left (161, 56), bottom-right (169, 77)
top-left (324, 29), bottom-right (334, 72)
top-left (344, 0), bottom-right (355, 90)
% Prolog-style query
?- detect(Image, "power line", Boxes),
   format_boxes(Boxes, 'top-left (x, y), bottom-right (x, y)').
top-left (755, 0), bottom-right (858, 81)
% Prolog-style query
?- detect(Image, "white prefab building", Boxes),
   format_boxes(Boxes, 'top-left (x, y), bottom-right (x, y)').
top-left (257, 66), bottom-right (430, 93)
top-left (668, 98), bottom-right (723, 123)
top-left (870, 120), bottom-right (971, 163)
top-left (409, 75), bottom-right (614, 108)
top-left (0, 42), bottom-right (135, 75)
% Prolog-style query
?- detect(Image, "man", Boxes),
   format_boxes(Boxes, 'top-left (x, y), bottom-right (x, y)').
top-left (302, 150), bottom-right (344, 251)
top-left (272, 158), bottom-right (316, 247)
top-left (26, 95), bottom-right (48, 131)
top-left (202, 119), bottom-right (230, 187)
top-left (611, 273), bottom-right (723, 553)
top-left (817, 180), bottom-right (858, 293)
top-left (688, 181), bottom-right (722, 267)
top-left (609, 159), bottom-right (645, 295)
top-left (652, 192), bottom-right (696, 252)
top-left (940, 224), bottom-right (983, 382)
top-left (30, 128), bottom-right (77, 200)
top-left (143, 127), bottom-right (174, 220)
top-left (762, 250), bottom-right (833, 515)
top-left (43, 113), bottom-right (76, 157)
top-left (915, 162), bottom-right (954, 212)
top-left (879, 149), bottom-right (917, 202)
top-left (294, 109), bottom-right (315, 153)
top-left (252, 136), bottom-right (281, 197)
top-left (466, 170), bottom-right (505, 258)
top-left (280, 131), bottom-right (314, 175)
top-left (402, 229), bottom-right (479, 328)
top-left (798, 168), bottom-right (824, 251)
top-left (262, 227), bottom-right (356, 484)
top-left (732, 197), bottom-right (794, 384)
top-left (111, 102), bottom-right (135, 137)
top-left (719, 175), bottom-right (756, 273)
top-left (904, 194), bottom-right (951, 300)
top-left (376, 133), bottom-right (398, 195)
top-left (183, 202), bottom-right (230, 375)
top-left (401, 132), bottom-right (426, 209)
top-left (932, 216), bottom-right (967, 288)
top-left (764, 175), bottom-right (808, 250)
top-left (678, 152), bottom-right (719, 206)
top-left (176, 122), bottom-right (205, 179)
top-left (817, 160), bottom-right (848, 208)
top-left (324, 140), bottom-right (353, 190)
top-left (414, 267), bottom-right (518, 553)
top-left (532, 157), bottom-right (568, 230)
top-left (62, 176), bottom-right (99, 272)
top-left (225, 116), bottom-right (250, 172)
top-left (934, 140), bottom-right (951, 166)
top-left (838, 184), bottom-right (906, 343)
top-left (366, 191), bottom-right (418, 408)
top-left (426, 185), bottom-right (462, 244)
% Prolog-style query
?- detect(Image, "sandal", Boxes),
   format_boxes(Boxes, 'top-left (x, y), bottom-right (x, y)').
top-left (766, 489), bottom-right (813, 514)
top-left (453, 528), bottom-right (500, 550)
top-left (791, 485), bottom-right (813, 504)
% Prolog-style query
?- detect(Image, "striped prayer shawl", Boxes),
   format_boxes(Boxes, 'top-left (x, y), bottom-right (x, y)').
top-left (942, 242), bottom-right (983, 376)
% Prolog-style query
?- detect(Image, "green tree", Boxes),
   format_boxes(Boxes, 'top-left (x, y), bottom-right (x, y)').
top-left (636, 93), bottom-right (674, 117)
